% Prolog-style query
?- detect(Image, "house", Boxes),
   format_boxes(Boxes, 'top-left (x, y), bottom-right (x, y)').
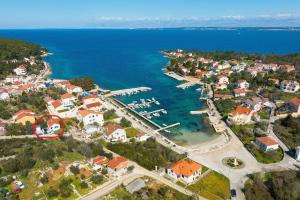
top-left (243, 97), bottom-right (263, 112)
top-left (85, 102), bottom-right (103, 111)
top-left (280, 64), bottom-right (295, 72)
top-left (51, 100), bottom-right (65, 111)
top-left (295, 147), bottom-right (300, 161)
top-left (280, 80), bottom-right (300, 93)
top-left (91, 156), bottom-right (108, 171)
top-left (255, 136), bottom-right (279, 151)
top-left (81, 95), bottom-right (101, 105)
top-left (213, 93), bottom-right (233, 100)
top-left (61, 93), bottom-right (78, 105)
top-left (107, 156), bottom-right (128, 176)
top-left (47, 119), bottom-right (61, 133)
top-left (217, 75), bottom-right (229, 85)
top-left (4, 75), bottom-right (24, 83)
top-left (237, 80), bottom-right (249, 89)
top-left (268, 78), bottom-right (279, 85)
top-left (288, 97), bottom-right (300, 114)
top-left (77, 110), bottom-right (104, 127)
top-left (13, 110), bottom-right (35, 125)
top-left (14, 65), bottom-right (27, 75)
top-left (103, 123), bottom-right (127, 142)
top-left (262, 63), bottom-right (278, 71)
top-left (126, 178), bottom-right (145, 194)
top-left (214, 83), bottom-right (227, 90)
top-left (232, 64), bottom-right (246, 72)
top-left (136, 131), bottom-right (151, 142)
top-left (233, 88), bottom-right (247, 97)
top-left (66, 84), bottom-right (83, 93)
top-left (17, 84), bottom-right (36, 93)
top-left (166, 159), bottom-right (202, 184)
top-left (227, 106), bottom-right (254, 125)
top-left (0, 89), bottom-right (9, 101)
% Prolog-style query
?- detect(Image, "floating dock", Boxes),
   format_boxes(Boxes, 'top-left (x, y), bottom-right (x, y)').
top-left (107, 87), bottom-right (151, 97)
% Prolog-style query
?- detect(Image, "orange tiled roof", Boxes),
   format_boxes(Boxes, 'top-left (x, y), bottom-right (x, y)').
top-left (231, 106), bottom-right (252, 115)
top-left (51, 100), bottom-right (63, 109)
top-left (47, 119), bottom-right (60, 127)
top-left (171, 159), bottom-right (202, 177)
top-left (15, 113), bottom-right (35, 121)
top-left (107, 156), bottom-right (127, 169)
top-left (256, 136), bottom-right (278, 146)
top-left (93, 156), bottom-right (107, 165)
top-left (104, 123), bottom-right (122, 136)
top-left (61, 93), bottom-right (75, 99)
top-left (77, 109), bottom-right (100, 117)
top-left (233, 88), bottom-right (246, 94)
top-left (14, 110), bottom-right (33, 117)
top-left (289, 97), bottom-right (300, 107)
top-left (86, 102), bottom-right (102, 109)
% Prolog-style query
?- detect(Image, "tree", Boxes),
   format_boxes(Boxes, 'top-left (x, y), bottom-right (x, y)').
top-left (120, 117), bottom-right (131, 128)
top-left (37, 147), bottom-right (55, 161)
top-left (91, 175), bottom-right (103, 184)
top-left (101, 168), bottom-right (108, 175)
top-left (80, 181), bottom-right (88, 189)
top-left (69, 77), bottom-right (96, 91)
top-left (47, 187), bottom-right (58, 198)
top-left (70, 165), bottom-right (80, 175)
top-left (77, 143), bottom-right (92, 158)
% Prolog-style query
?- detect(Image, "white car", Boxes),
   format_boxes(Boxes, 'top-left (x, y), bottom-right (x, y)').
top-left (15, 181), bottom-right (25, 189)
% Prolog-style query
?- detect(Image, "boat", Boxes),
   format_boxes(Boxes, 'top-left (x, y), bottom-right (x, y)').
top-left (155, 101), bottom-right (160, 105)
top-left (146, 115), bottom-right (152, 119)
top-left (163, 123), bottom-right (167, 127)
top-left (162, 110), bottom-right (167, 114)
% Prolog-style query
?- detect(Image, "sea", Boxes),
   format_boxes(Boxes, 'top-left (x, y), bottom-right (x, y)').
top-left (1, 28), bottom-right (300, 146)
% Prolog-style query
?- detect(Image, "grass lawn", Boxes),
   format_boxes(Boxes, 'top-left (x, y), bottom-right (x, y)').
top-left (125, 127), bottom-right (139, 138)
top-left (187, 171), bottom-right (230, 200)
top-left (258, 110), bottom-right (270, 120)
top-left (248, 146), bottom-right (284, 164)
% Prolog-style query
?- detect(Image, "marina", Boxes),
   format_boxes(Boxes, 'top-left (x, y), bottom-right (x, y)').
top-left (106, 87), bottom-right (152, 97)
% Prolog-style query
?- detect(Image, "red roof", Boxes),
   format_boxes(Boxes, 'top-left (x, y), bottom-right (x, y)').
top-left (93, 156), bottom-right (107, 165)
top-left (15, 113), bottom-right (35, 121)
top-left (77, 109), bottom-right (100, 117)
top-left (51, 100), bottom-right (63, 109)
top-left (47, 119), bottom-right (60, 127)
top-left (256, 136), bottom-right (278, 146)
top-left (107, 156), bottom-right (127, 170)
top-left (61, 93), bottom-right (75, 99)
top-left (233, 88), bottom-right (246, 94)
top-left (171, 159), bottom-right (202, 177)
top-left (104, 123), bottom-right (122, 136)
top-left (14, 110), bottom-right (33, 117)
top-left (231, 106), bottom-right (252, 115)
top-left (289, 97), bottom-right (300, 107)
top-left (86, 102), bottom-right (102, 109)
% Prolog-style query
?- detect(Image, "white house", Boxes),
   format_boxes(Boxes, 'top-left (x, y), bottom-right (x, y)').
top-left (255, 136), bottom-right (279, 151)
top-left (66, 84), bottom-right (83, 93)
top-left (103, 123), bottom-right (127, 142)
top-left (14, 65), bottom-right (27, 75)
top-left (77, 110), bottom-right (104, 127)
top-left (295, 147), bottom-right (300, 161)
top-left (227, 106), bottom-right (254, 125)
top-left (47, 119), bottom-right (61, 134)
top-left (107, 156), bottom-right (128, 176)
top-left (237, 80), bottom-right (249, 89)
top-left (0, 89), bottom-right (9, 101)
top-left (61, 93), bottom-right (78, 105)
top-left (243, 97), bottom-right (263, 112)
top-left (166, 159), bottom-right (202, 184)
top-left (217, 75), bottom-right (229, 85)
top-left (233, 88), bottom-right (247, 97)
top-left (50, 100), bottom-right (65, 112)
top-left (280, 80), bottom-right (300, 93)
top-left (136, 132), bottom-right (151, 142)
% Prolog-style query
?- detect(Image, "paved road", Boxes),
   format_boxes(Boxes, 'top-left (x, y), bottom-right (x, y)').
top-left (79, 164), bottom-right (203, 200)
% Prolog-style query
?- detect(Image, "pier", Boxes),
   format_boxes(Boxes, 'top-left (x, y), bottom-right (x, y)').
top-left (140, 109), bottom-right (165, 116)
top-left (164, 72), bottom-right (185, 81)
top-left (106, 87), bottom-right (151, 97)
top-left (156, 122), bottom-right (180, 132)
top-left (190, 109), bottom-right (209, 115)
top-left (176, 81), bottom-right (196, 89)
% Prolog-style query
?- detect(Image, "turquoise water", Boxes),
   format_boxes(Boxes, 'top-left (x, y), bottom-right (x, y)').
top-left (1, 29), bottom-right (300, 145)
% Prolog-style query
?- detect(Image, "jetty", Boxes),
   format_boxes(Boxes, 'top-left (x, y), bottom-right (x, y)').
top-left (156, 122), bottom-right (180, 132)
top-left (190, 109), bottom-right (209, 115)
top-left (106, 87), bottom-right (151, 97)
top-left (176, 81), bottom-right (197, 89)
top-left (140, 109), bottom-right (165, 116)
top-left (164, 72), bottom-right (185, 81)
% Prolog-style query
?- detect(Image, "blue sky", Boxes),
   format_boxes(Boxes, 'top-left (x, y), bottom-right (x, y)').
top-left (1, 0), bottom-right (300, 28)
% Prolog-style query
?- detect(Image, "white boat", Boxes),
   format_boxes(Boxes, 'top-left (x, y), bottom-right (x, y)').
top-left (163, 123), bottom-right (167, 127)
top-left (155, 101), bottom-right (160, 105)
top-left (162, 110), bottom-right (167, 114)
top-left (146, 115), bottom-right (152, 119)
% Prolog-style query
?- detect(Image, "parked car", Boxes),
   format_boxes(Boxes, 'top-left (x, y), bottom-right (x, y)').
top-left (231, 189), bottom-right (237, 198)
top-left (0, 188), bottom-right (10, 197)
top-left (14, 181), bottom-right (25, 190)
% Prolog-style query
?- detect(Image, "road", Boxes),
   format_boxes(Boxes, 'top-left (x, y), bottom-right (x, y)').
top-left (79, 163), bottom-right (202, 200)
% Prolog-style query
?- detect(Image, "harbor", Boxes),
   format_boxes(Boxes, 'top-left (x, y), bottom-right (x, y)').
top-left (106, 87), bottom-right (152, 97)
